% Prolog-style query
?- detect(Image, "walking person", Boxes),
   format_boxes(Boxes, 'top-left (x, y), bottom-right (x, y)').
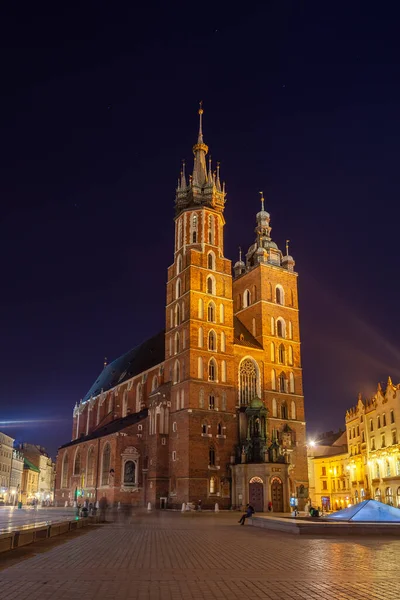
top-left (238, 503), bottom-right (255, 525)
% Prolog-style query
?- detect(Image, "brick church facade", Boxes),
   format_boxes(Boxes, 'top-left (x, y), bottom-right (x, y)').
top-left (55, 108), bottom-right (308, 512)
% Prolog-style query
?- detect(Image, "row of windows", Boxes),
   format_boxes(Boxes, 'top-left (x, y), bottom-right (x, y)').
top-left (375, 487), bottom-right (400, 505)
top-left (198, 389), bottom-right (227, 411)
top-left (195, 357), bottom-right (227, 383)
top-left (271, 342), bottom-right (294, 366)
top-left (369, 410), bottom-right (395, 432)
top-left (176, 251), bottom-right (217, 277)
top-left (62, 444), bottom-right (112, 489)
top-left (170, 295), bottom-right (225, 331)
top-left (176, 213), bottom-right (220, 250)
top-left (197, 329), bottom-right (226, 352)
top-left (271, 317), bottom-right (293, 339)
top-left (372, 457), bottom-right (400, 479)
top-left (271, 399), bottom-right (297, 420)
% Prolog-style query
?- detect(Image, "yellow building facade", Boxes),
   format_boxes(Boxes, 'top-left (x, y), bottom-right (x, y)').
top-left (21, 459), bottom-right (40, 505)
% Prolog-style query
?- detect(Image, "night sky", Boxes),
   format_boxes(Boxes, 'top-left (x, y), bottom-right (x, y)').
top-left (2, 2), bottom-right (400, 458)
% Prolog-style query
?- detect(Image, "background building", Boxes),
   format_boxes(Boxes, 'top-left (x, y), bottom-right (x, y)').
top-left (55, 110), bottom-right (308, 512)
top-left (21, 458), bottom-right (40, 504)
top-left (9, 449), bottom-right (24, 506)
top-left (0, 432), bottom-right (14, 504)
top-left (19, 444), bottom-right (55, 503)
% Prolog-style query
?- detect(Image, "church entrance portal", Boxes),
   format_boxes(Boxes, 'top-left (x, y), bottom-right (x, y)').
top-left (271, 477), bottom-right (283, 512)
top-left (249, 477), bottom-right (264, 512)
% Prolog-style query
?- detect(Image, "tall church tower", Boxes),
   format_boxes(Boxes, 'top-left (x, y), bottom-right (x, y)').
top-left (231, 195), bottom-right (308, 510)
top-left (164, 106), bottom-right (237, 506)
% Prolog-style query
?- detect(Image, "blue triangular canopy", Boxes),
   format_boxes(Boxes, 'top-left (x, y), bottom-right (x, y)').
top-left (328, 499), bottom-right (400, 522)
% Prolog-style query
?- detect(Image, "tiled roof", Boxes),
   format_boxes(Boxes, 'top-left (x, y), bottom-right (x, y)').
top-left (59, 409), bottom-right (149, 450)
top-left (233, 317), bottom-right (263, 349)
top-left (82, 330), bottom-right (165, 402)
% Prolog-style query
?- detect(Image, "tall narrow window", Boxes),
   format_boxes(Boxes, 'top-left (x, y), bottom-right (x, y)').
top-left (289, 372), bottom-right (295, 393)
top-left (391, 410), bottom-right (395, 424)
top-left (208, 330), bottom-right (216, 351)
top-left (221, 392), bottom-right (227, 411)
top-left (239, 358), bottom-right (259, 405)
top-left (199, 388), bottom-right (205, 408)
top-left (198, 298), bottom-right (204, 319)
top-left (219, 304), bottom-right (224, 323)
top-left (207, 276), bottom-right (215, 295)
top-left (278, 344), bottom-right (285, 364)
top-left (207, 251), bottom-right (215, 270)
top-left (281, 402), bottom-right (288, 419)
top-left (208, 359), bottom-right (216, 381)
top-left (176, 254), bottom-right (182, 274)
top-left (288, 346), bottom-right (294, 366)
top-left (209, 394), bottom-right (215, 410)
top-left (279, 372), bottom-right (286, 393)
top-left (122, 391), bottom-right (128, 418)
top-left (209, 476), bottom-right (216, 493)
top-left (209, 447), bottom-right (216, 466)
top-left (198, 327), bottom-right (204, 348)
top-left (288, 321), bottom-right (293, 339)
top-left (62, 453), bottom-right (69, 488)
top-left (176, 279), bottom-right (181, 299)
top-left (87, 447), bottom-right (94, 487)
top-left (243, 289), bottom-right (251, 307)
top-left (175, 332), bottom-right (180, 354)
top-left (277, 318), bottom-right (285, 338)
top-left (207, 302), bottom-right (215, 322)
top-left (208, 215), bottom-right (214, 244)
top-left (174, 304), bottom-right (180, 327)
top-left (272, 398), bottom-right (277, 417)
top-left (271, 369), bottom-right (276, 391)
top-left (276, 285), bottom-right (284, 305)
top-left (291, 400), bottom-right (296, 420)
top-left (101, 444), bottom-right (111, 486)
top-left (174, 360), bottom-right (180, 384)
top-left (191, 214), bottom-right (198, 243)
top-left (136, 383), bottom-right (142, 412)
top-left (271, 317), bottom-right (275, 335)
top-left (270, 342), bottom-right (275, 362)
top-left (221, 331), bottom-right (226, 352)
top-left (74, 448), bottom-right (81, 476)
top-left (198, 357), bottom-right (203, 379)
top-left (221, 360), bottom-right (227, 382)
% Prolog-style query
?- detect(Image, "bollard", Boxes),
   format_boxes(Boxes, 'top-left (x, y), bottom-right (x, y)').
top-left (215, 503), bottom-right (219, 513)
top-left (147, 502), bottom-right (152, 512)
top-left (181, 502), bottom-right (186, 512)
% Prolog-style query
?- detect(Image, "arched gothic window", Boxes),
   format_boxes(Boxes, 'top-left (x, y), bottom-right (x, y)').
top-left (122, 390), bottom-right (128, 417)
top-left (101, 444), bottom-right (111, 486)
top-left (278, 344), bottom-right (285, 364)
top-left (288, 346), bottom-right (294, 365)
top-left (270, 342), bottom-right (275, 362)
top-left (198, 356), bottom-right (203, 379)
top-left (281, 402), bottom-right (288, 420)
top-left (207, 252), bottom-right (215, 270)
top-left (239, 358), bottom-right (259, 405)
top-left (198, 298), bottom-right (204, 319)
top-left (277, 318), bottom-right (285, 338)
top-left (136, 383), bottom-right (142, 412)
top-left (276, 285), bottom-right (284, 305)
top-left (174, 304), bottom-right (180, 327)
top-left (175, 332), bottom-right (180, 354)
top-left (176, 254), bottom-right (182, 275)
top-left (208, 215), bottom-right (214, 244)
top-left (272, 398), bottom-right (277, 418)
top-left (278, 372), bottom-right (286, 393)
top-left (209, 447), bottom-right (216, 466)
top-left (176, 279), bottom-right (181, 299)
top-left (124, 460), bottom-right (136, 485)
top-left (208, 358), bottom-right (217, 381)
top-left (243, 289), bottom-right (251, 307)
top-left (62, 453), bottom-right (69, 488)
top-left (151, 376), bottom-right (158, 392)
top-left (208, 330), bottom-right (216, 351)
top-left (221, 331), bottom-right (226, 352)
top-left (198, 327), bottom-right (204, 348)
top-left (217, 423), bottom-right (222, 436)
top-left (221, 360), bottom-right (226, 382)
top-left (291, 400), bottom-right (296, 420)
top-left (174, 360), bottom-right (180, 384)
top-left (86, 447), bottom-right (95, 487)
top-left (271, 369), bottom-right (276, 391)
top-left (219, 304), bottom-right (224, 323)
top-left (207, 302), bottom-right (216, 322)
top-left (191, 214), bottom-right (198, 243)
top-left (207, 276), bottom-right (215, 295)
top-left (289, 372), bottom-right (295, 393)
top-left (74, 448), bottom-right (81, 475)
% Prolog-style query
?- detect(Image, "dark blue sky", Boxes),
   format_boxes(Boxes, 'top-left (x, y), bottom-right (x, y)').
top-left (1, 2), bottom-right (400, 457)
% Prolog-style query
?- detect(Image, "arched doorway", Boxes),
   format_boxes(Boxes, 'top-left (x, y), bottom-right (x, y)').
top-left (249, 476), bottom-right (264, 512)
top-left (271, 477), bottom-right (283, 512)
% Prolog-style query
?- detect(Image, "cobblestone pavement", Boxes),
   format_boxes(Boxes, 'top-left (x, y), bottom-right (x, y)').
top-left (1, 511), bottom-right (400, 599)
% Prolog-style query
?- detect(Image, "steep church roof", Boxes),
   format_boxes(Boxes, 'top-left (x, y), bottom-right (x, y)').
top-left (233, 317), bottom-right (263, 349)
top-left (82, 330), bottom-right (165, 402)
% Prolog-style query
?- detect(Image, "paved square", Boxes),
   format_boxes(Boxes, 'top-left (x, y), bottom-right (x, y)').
top-left (1, 511), bottom-right (399, 599)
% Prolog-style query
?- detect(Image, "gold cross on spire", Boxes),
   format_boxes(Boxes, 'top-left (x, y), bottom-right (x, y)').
top-left (259, 191), bottom-right (264, 212)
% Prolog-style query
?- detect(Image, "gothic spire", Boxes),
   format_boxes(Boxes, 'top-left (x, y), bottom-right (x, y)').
top-left (192, 102), bottom-right (208, 187)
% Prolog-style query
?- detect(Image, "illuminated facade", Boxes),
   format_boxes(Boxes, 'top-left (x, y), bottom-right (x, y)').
top-left (346, 379), bottom-right (400, 507)
top-left (55, 109), bottom-right (308, 512)
top-left (0, 432), bottom-right (14, 504)
top-left (21, 459), bottom-right (39, 504)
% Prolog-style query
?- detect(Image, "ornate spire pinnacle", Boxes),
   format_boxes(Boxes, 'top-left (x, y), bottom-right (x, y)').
top-left (286, 240), bottom-right (290, 256)
top-left (181, 160), bottom-right (187, 189)
top-left (239, 246), bottom-right (242, 262)
top-left (388, 375), bottom-right (393, 388)
top-left (197, 101), bottom-right (204, 144)
top-left (192, 102), bottom-right (208, 186)
top-left (259, 191), bottom-right (265, 212)
top-left (216, 162), bottom-right (221, 191)
top-left (208, 155), bottom-right (213, 184)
